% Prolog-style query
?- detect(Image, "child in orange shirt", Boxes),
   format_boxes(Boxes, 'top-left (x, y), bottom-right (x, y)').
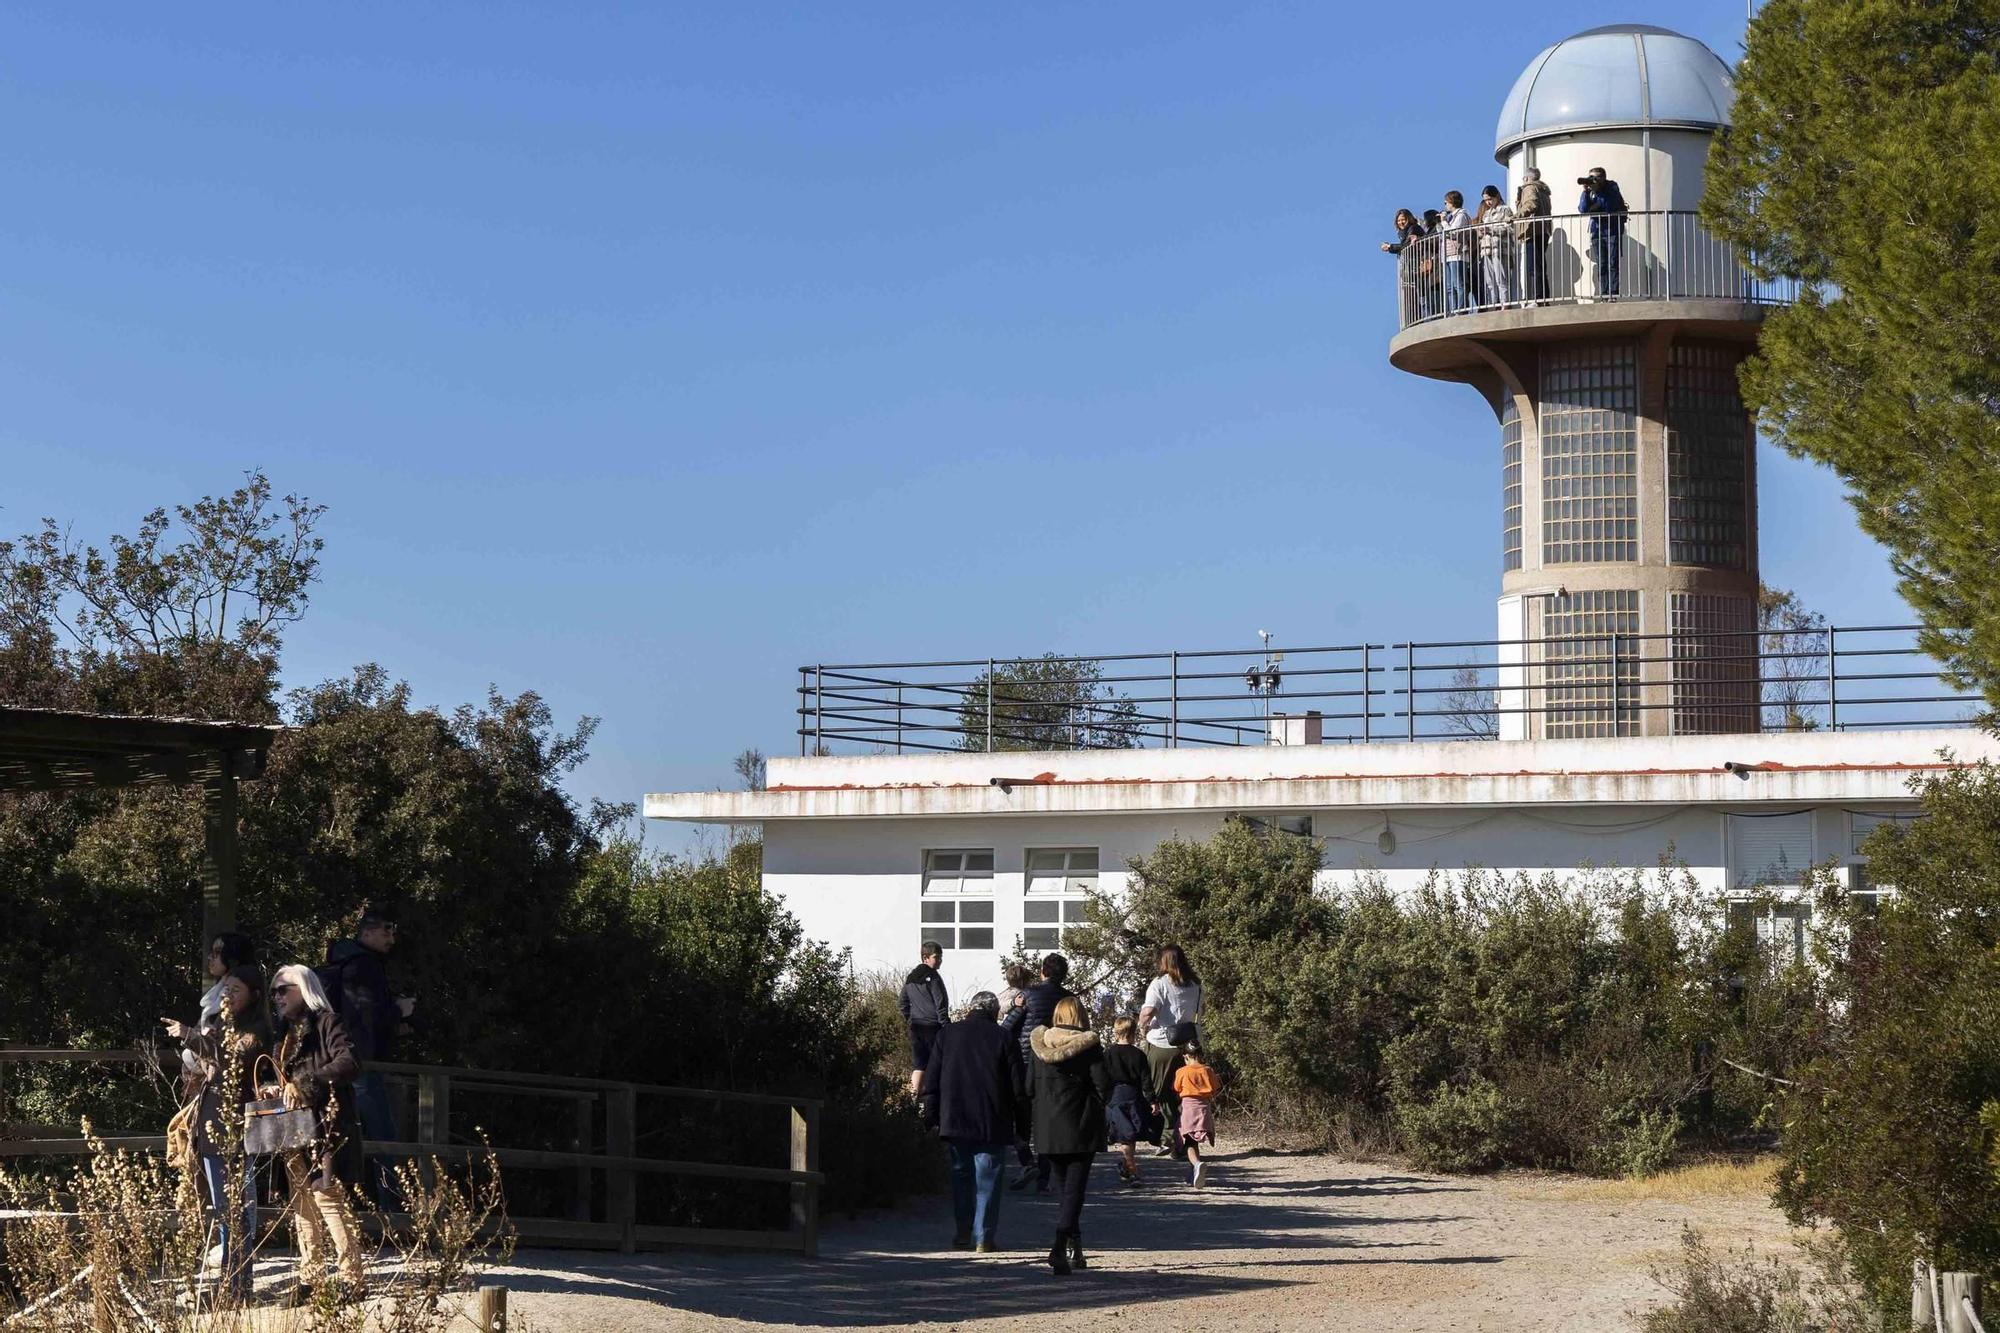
top-left (1171, 1040), bottom-right (1220, 1188)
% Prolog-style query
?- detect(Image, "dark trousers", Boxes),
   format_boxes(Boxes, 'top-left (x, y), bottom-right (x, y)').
top-left (1045, 1153), bottom-right (1091, 1233)
top-left (351, 1070), bottom-right (403, 1209)
top-left (1592, 228), bottom-right (1623, 295)
top-left (1523, 229), bottom-right (1549, 301)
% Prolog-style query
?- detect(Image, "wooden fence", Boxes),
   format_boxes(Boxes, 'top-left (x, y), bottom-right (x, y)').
top-left (0, 1047), bottom-right (822, 1256)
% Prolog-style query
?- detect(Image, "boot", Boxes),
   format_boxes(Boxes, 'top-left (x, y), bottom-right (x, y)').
top-left (1047, 1229), bottom-right (1071, 1276)
top-left (1067, 1230), bottom-right (1088, 1271)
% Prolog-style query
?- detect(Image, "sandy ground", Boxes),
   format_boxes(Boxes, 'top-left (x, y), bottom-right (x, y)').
top-left (480, 1147), bottom-right (1794, 1332)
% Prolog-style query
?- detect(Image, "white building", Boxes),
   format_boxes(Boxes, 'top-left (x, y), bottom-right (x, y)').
top-left (645, 24), bottom-right (1986, 1004)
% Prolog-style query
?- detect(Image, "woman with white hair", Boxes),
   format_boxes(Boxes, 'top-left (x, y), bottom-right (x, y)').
top-left (269, 963), bottom-right (367, 1301)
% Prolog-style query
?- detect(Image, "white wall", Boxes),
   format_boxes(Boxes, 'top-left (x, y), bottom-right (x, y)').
top-left (761, 800), bottom-right (1916, 1004)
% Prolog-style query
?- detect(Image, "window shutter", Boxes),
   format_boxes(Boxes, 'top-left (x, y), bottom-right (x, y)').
top-left (1728, 813), bottom-right (1814, 888)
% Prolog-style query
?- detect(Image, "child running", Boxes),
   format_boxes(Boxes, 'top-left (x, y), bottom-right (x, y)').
top-left (1103, 1016), bottom-right (1151, 1185)
top-left (1172, 1039), bottom-right (1220, 1188)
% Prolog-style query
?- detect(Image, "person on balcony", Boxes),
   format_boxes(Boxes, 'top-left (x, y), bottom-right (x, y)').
top-left (1438, 191), bottom-right (1473, 314)
top-left (1379, 208), bottom-right (1428, 321)
top-left (1513, 168), bottom-right (1552, 303)
top-left (1474, 185), bottom-right (1515, 307)
top-left (1578, 167), bottom-right (1628, 298)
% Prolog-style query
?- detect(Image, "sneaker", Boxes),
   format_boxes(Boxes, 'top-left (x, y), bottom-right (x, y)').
top-left (1192, 1161), bottom-right (1208, 1189)
top-left (1009, 1169), bottom-right (1034, 1191)
top-left (975, 1240), bottom-right (1000, 1253)
top-left (1151, 1144), bottom-right (1174, 1158)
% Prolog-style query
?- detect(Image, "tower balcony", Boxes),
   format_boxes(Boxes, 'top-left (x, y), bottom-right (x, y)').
top-left (1388, 210), bottom-right (1799, 385)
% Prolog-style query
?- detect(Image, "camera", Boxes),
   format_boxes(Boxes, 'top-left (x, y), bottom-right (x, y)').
top-left (1577, 176), bottom-right (1595, 186)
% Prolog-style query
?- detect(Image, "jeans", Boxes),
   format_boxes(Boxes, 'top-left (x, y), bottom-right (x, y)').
top-left (1480, 253), bottom-right (1512, 306)
top-left (946, 1140), bottom-right (1006, 1244)
top-left (1592, 229), bottom-right (1622, 296)
top-left (200, 1151), bottom-right (256, 1295)
top-left (1444, 258), bottom-right (1470, 313)
top-left (1045, 1153), bottom-right (1092, 1233)
top-left (350, 1071), bottom-right (403, 1210)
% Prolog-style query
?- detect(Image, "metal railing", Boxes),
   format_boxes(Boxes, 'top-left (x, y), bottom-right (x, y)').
top-left (0, 1046), bottom-right (822, 1256)
top-left (1391, 210), bottom-right (1800, 330)
top-left (796, 623), bottom-right (1982, 754)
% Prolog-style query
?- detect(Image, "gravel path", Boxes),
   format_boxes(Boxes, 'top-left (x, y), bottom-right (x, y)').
top-left (487, 1148), bottom-right (1791, 1332)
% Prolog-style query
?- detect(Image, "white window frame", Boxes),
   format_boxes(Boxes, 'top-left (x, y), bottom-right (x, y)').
top-left (1841, 809), bottom-right (1921, 898)
top-left (920, 849), bottom-right (996, 952)
top-left (1022, 847), bottom-right (1097, 951)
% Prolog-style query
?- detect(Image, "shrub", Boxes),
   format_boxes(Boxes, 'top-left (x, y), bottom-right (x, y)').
top-left (1077, 819), bottom-right (1815, 1175)
top-left (1640, 1228), bottom-right (1887, 1333)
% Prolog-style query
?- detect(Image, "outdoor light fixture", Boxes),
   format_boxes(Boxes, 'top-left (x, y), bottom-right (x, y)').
top-left (1377, 818), bottom-right (1397, 856)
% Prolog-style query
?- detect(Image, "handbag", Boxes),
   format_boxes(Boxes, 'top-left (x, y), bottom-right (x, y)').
top-left (243, 1053), bottom-right (317, 1156)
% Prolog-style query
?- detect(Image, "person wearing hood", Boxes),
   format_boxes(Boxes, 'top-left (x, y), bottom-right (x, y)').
top-left (1029, 994), bottom-right (1112, 1276)
top-left (919, 991), bottom-right (1025, 1253)
top-left (321, 905), bottom-right (410, 1208)
top-left (899, 941), bottom-right (951, 1099)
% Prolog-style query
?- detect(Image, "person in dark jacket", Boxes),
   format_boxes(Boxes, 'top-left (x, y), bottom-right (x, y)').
top-left (1380, 207), bottom-right (1430, 323)
top-left (322, 905), bottom-right (410, 1208)
top-left (1030, 994), bottom-right (1112, 1275)
top-left (1103, 1016), bottom-right (1151, 1185)
top-left (170, 964), bottom-right (270, 1298)
top-left (1577, 166), bottom-right (1628, 297)
top-left (1009, 953), bottom-right (1074, 1192)
top-left (898, 941), bottom-right (950, 1099)
top-left (271, 964), bottom-right (366, 1301)
top-left (920, 991), bottom-right (1025, 1252)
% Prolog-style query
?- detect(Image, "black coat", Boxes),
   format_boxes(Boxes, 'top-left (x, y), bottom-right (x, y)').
top-left (1030, 1024), bottom-right (1112, 1156)
top-left (1016, 980), bottom-right (1072, 1068)
top-left (321, 938), bottom-right (397, 1063)
top-left (278, 1007), bottom-right (364, 1189)
top-left (924, 1015), bottom-right (1025, 1143)
top-left (897, 963), bottom-right (949, 1029)
top-left (184, 1016), bottom-right (271, 1158)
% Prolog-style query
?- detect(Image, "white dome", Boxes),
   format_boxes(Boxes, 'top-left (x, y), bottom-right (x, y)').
top-left (1494, 24), bottom-right (1735, 160)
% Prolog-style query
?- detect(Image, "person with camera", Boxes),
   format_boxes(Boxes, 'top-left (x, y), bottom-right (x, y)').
top-left (1577, 166), bottom-right (1628, 298)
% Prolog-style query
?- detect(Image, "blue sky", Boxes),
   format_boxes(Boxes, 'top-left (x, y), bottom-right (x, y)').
top-left (1, 2), bottom-right (1897, 830)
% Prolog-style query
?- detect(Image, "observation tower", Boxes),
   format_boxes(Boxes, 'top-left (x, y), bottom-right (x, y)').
top-left (1390, 24), bottom-right (1794, 740)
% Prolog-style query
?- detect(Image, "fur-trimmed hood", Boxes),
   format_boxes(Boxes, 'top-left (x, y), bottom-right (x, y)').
top-left (1030, 1024), bottom-right (1099, 1065)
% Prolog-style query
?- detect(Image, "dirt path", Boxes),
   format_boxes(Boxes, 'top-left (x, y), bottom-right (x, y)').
top-left (486, 1149), bottom-right (1791, 1332)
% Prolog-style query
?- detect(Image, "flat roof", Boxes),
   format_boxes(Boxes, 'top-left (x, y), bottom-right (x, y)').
top-left (0, 706), bottom-right (280, 794)
top-left (646, 727), bottom-right (1991, 823)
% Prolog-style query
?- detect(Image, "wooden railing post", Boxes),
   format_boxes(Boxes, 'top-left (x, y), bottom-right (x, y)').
top-left (417, 1070), bottom-right (451, 1188)
top-left (572, 1092), bottom-right (595, 1223)
top-left (790, 1101), bottom-right (820, 1258)
top-left (477, 1284), bottom-right (509, 1332)
top-left (606, 1085), bottom-right (636, 1253)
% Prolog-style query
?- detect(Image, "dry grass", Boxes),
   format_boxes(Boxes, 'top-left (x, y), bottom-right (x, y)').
top-left (1534, 1156), bottom-right (1778, 1202)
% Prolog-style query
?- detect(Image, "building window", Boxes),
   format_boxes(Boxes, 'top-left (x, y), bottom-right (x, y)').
top-left (1234, 813), bottom-right (1314, 838)
top-left (1501, 399), bottom-right (1523, 573)
top-left (921, 849), bottom-right (995, 951)
top-left (1540, 342), bottom-right (1638, 565)
top-left (1666, 343), bottom-right (1749, 569)
top-left (1727, 900), bottom-right (1811, 966)
top-left (1669, 592), bottom-right (1757, 735)
top-left (1022, 848), bottom-right (1097, 951)
top-left (1843, 810), bottom-right (1921, 898)
top-left (1538, 590), bottom-right (1640, 738)
top-left (1727, 812), bottom-right (1814, 889)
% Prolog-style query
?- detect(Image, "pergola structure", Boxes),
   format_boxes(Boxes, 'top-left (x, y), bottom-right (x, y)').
top-left (0, 706), bottom-right (282, 952)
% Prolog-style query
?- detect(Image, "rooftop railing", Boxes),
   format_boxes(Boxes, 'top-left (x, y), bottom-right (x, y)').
top-left (1391, 209), bottom-right (1800, 331)
top-left (796, 624), bottom-right (1981, 755)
